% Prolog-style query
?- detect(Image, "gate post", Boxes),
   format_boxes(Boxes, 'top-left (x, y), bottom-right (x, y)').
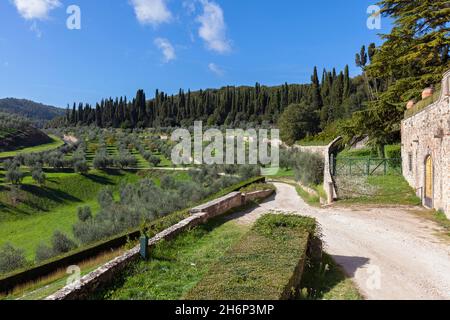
top-left (327, 182), bottom-right (334, 204)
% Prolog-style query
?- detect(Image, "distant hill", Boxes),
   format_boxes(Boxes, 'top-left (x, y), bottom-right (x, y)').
top-left (0, 98), bottom-right (65, 125)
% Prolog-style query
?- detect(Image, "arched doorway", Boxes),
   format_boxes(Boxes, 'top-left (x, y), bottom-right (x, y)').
top-left (424, 155), bottom-right (433, 208)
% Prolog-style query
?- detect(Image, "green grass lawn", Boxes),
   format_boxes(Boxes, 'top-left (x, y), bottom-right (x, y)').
top-left (270, 168), bottom-right (294, 178)
top-left (336, 175), bottom-right (421, 206)
top-left (0, 135), bottom-right (65, 159)
top-left (0, 170), bottom-right (141, 259)
top-left (96, 218), bottom-right (249, 300)
top-left (296, 184), bottom-right (326, 207)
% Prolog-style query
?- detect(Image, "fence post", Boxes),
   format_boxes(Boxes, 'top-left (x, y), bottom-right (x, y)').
top-left (349, 159), bottom-right (352, 176)
top-left (384, 160), bottom-right (387, 175)
top-left (367, 159), bottom-right (371, 176)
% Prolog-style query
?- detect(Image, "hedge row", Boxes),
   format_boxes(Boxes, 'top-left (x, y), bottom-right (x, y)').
top-left (185, 214), bottom-right (316, 300)
top-left (0, 176), bottom-right (265, 294)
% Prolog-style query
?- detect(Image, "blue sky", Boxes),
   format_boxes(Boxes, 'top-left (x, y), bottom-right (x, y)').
top-left (0, 0), bottom-right (391, 107)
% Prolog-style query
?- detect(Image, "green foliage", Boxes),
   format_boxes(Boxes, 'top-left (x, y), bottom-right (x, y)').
top-left (0, 243), bottom-right (28, 274)
top-left (295, 153), bottom-right (324, 187)
top-left (35, 243), bottom-right (55, 263)
top-left (345, 0), bottom-right (450, 149)
top-left (300, 254), bottom-right (363, 300)
top-left (96, 218), bottom-right (248, 300)
top-left (51, 231), bottom-right (77, 255)
top-left (253, 214), bottom-right (316, 239)
top-left (5, 164), bottom-right (23, 185)
top-left (72, 168), bottom-right (259, 246)
top-left (31, 165), bottom-right (46, 186)
top-left (279, 149), bottom-right (324, 186)
top-left (77, 206), bottom-right (92, 222)
top-left (186, 214), bottom-right (316, 300)
top-left (278, 103), bottom-right (319, 146)
top-left (384, 144), bottom-right (401, 159)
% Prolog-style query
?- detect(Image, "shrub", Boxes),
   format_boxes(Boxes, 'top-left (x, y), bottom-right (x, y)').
top-left (385, 144), bottom-right (401, 159)
top-left (149, 156), bottom-right (161, 167)
top-left (0, 243), bottom-right (28, 274)
top-left (74, 160), bottom-right (89, 174)
top-left (31, 166), bottom-right (46, 186)
top-left (35, 243), bottom-right (56, 263)
top-left (77, 206), bottom-right (93, 222)
top-left (293, 152), bottom-right (324, 186)
top-left (6, 165), bottom-right (23, 185)
top-left (51, 231), bottom-right (77, 255)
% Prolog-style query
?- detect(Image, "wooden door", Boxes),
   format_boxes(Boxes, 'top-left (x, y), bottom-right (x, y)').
top-left (424, 156), bottom-right (433, 208)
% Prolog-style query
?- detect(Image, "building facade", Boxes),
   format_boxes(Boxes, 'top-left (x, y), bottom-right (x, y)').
top-left (401, 70), bottom-right (450, 218)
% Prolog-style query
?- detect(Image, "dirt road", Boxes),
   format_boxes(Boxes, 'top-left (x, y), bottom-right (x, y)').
top-left (231, 182), bottom-right (450, 300)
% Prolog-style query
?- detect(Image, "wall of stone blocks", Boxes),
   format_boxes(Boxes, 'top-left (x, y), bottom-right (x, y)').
top-left (401, 70), bottom-right (450, 217)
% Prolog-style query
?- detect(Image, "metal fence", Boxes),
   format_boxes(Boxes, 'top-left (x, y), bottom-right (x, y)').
top-left (331, 156), bottom-right (402, 177)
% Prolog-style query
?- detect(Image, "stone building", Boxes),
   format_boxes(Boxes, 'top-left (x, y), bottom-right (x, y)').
top-left (401, 70), bottom-right (450, 218)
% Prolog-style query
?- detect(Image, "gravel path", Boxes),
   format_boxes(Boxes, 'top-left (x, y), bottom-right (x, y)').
top-left (230, 182), bottom-right (450, 300)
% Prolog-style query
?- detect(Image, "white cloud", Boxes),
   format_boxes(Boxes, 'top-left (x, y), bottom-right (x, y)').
top-left (208, 63), bottom-right (224, 76)
top-left (130, 0), bottom-right (172, 26)
top-left (12, 0), bottom-right (61, 20)
top-left (30, 21), bottom-right (42, 38)
top-left (197, 0), bottom-right (231, 54)
top-left (154, 38), bottom-right (176, 62)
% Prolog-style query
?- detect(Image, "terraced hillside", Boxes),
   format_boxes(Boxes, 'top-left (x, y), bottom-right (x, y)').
top-left (0, 113), bottom-right (53, 153)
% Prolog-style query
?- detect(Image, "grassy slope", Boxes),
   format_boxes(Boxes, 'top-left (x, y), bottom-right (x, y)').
top-left (337, 175), bottom-right (421, 206)
top-left (335, 146), bottom-right (420, 206)
top-left (0, 135), bottom-right (64, 159)
top-left (0, 170), bottom-right (141, 259)
top-left (97, 218), bottom-right (249, 300)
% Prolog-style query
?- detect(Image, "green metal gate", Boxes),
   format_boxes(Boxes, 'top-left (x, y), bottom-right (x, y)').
top-left (331, 156), bottom-right (402, 177)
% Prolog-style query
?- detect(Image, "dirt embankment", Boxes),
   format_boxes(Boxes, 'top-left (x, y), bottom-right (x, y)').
top-left (0, 127), bottom-right (52, 152)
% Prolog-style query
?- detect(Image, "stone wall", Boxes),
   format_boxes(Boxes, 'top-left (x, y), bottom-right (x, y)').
top-left (292, 138), bottom-right (342, 204)
top-left (294, 145), bottom-right (328, 158)
top-left (323, 137), bottom-right (342, 203)
top-left (401, 70), bottom-right (450, 218)
top-left (243, 189), bottom-right (275, 203)
top-left (45, 188), bottom-right (274, 300)
top-left (189, 192), bottom-right (243, 218)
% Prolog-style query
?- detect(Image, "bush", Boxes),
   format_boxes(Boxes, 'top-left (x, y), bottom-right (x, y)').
top-left (35, 243), bottom-right (56, 263)
top-left (77, 206), bottom-right (93, 222)
top-left (51, 231), bottom-right (77, 255)
top-left (31, 165), bottom-right (46, 186)
top-left (385, 144), bottom-right (401, 159)
top-left (149, 155), bottom-right (161, 167)
top-left (295, 153), bottom-right (324, 186)
top-left (0, 243), bottom-right (28, 274)
top-left (6, 165), bottom-right (23, 185)
top-left (74, 160), bottom-right (89, 174)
